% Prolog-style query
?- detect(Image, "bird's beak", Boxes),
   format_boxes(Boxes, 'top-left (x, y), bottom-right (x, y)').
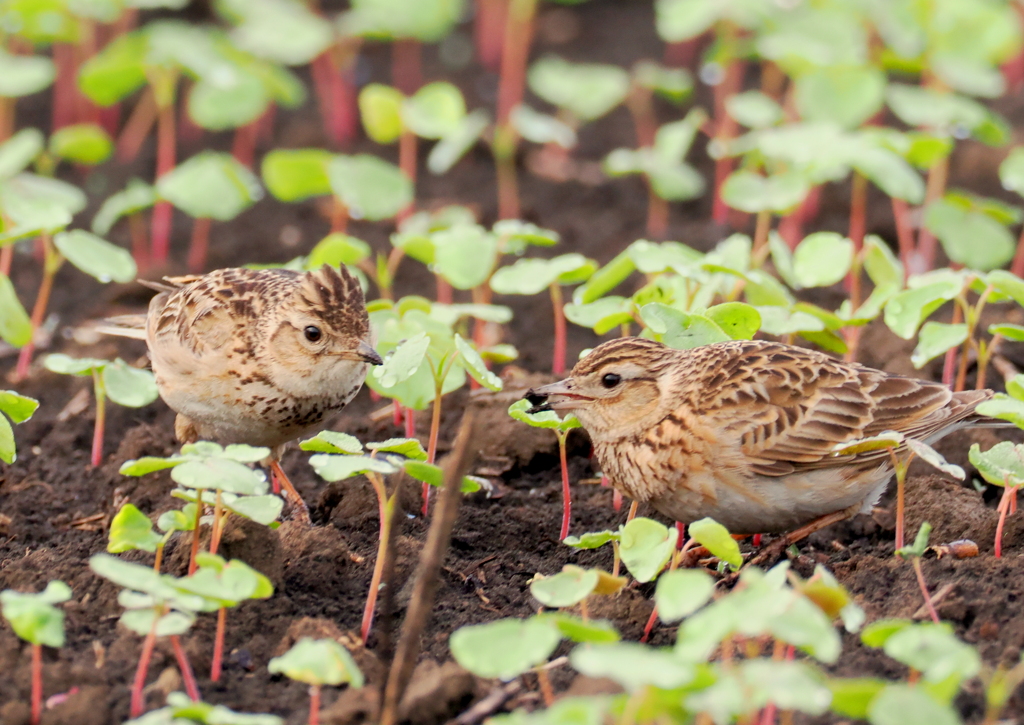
top-left (339, 341), bottom-right (384, 365)
top-left (524, 379), bottom-right (590, 414)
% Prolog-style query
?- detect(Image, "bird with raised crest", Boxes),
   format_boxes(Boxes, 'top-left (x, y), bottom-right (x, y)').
top-left (525, 336), bottom-right (1004, 546)
top-left (101, 265), bottom-right (382, 521)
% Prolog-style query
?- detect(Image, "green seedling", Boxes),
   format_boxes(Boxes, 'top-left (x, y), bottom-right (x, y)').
top-left (370, 303), bottom-right (503, 512)
top-left (268, 637), bottom-right (364, 725)
top-left (44, 354), bottom-right (158, 468)
top-left (490, 253), bottom-right (595, 373)
top-left (982, 653), bottom-right (1024, 725)
top-left (37, 123), bottom-right (113, 174)
top-left (262, 148), bottom-right (413, 235)
top-left (176, 552), bottom-right (273, 682)
top-left (896, 522), bottom-right (939, 624)
top-left (0, 270), bottom-right (31, 350)
top-left (0, 48), bottom-right (54, 141)
top-left (969, 440), bottom-right (1024, 559)
top-left (0, 581), bottom-right (71, 725)
top-left (108, 501), bottom-right (198, 574)
top-left (155, 151), bottom-right (263, 272)
top-left (120, 442), bottom-right (281, 575)
top-left (529, 564), bottom-right (626, 617)
top-left (999, 146), bottom-right (1024, 276)
top-left (303, 432), bottom-right (482, 641)
top-left (0, 389), bottom-right (38, 464)
top-left (450, 617), bottom-right (563, 680)
top-left (359, 81), bottom-right (474, 210)
top-left (688, 517), bottom-right (743, 572)
top-left (832, 433), bottom-right (964, 550)
top-left (90, 554), bottom-right (204, 712)
top-left (92, 179), bottom-right (158, 268)
top-left (509, 399), bottom-right (580, 540)
top-left (605, 109), bottom-right (707, 239)
top-left (528, 55), bottom-right (629, 143)
top-left (124, 691), bottom-right (282, 725)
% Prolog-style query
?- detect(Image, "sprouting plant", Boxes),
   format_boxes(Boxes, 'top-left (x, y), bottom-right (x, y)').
top-left (302, 431), bottom-right (483, 641)
top-left (90, 554), bottom-right (205, 712)
top-left (509, 399), bottom-right (581, 540)
top-left (261, 148), bottom-right (413, 235)
top-left (176, 553), bottom-right (273, 682)
top-left (44, 354), bottom-right (158, 468)
top-left (124, 691), bottom-right (282, 725)
top-left (831, 433), bottom-right (964, 550)
top-left (268, 637), bottom-right (364, 725)
top-left (91, 179), bottom-right (158, 268)
top-left (490, 253), bottom-right (595, 374)
top-left (0, 581), bottom-right (71, 725)
top-left (370, 305), bottom-right (503, 513)
top-left (108, 502), bottom-right (196, 574)
top-left (969, 437), bottom-right (1024, 559)
top-left (154, 151), bottom-right (263, 272)
top-left (605, 109), bottom-right (707, 239)
top-left (0, 389), bottom-right (38, 465)
top-left (359, 80), bottom-right (473, 209)
top-left (896, 522), bottom-right (939, 624)
top-left (120, 442), bottom-right (283, 574)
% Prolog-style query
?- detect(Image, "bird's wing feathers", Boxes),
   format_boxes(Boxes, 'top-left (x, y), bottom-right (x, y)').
top-left (688, 341), bottom-right (978, 477)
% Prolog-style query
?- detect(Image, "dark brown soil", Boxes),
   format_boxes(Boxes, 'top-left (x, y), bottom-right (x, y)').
top-left (4, 2), bottom-right (1024, 724)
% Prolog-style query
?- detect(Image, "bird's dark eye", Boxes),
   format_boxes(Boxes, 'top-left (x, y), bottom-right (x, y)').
top-left (303, 326), bottom-right (322, 342)
top-left (601, 373), bottom-right (621, 388)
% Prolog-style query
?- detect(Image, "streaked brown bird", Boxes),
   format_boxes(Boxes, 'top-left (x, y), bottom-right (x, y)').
top-left (526, 337), bottom-right (1000, 538)
top-left (103, 265), bottom-right (382, 519)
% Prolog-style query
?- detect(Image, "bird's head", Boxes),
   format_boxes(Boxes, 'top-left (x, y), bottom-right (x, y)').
top-left (267, 265), bottom-right (381, 392)
top-left (525, 337), bottom-right (678, 441)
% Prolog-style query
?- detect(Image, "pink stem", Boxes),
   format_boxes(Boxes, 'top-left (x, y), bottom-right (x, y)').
top-left (392, 38), bottom-right (422, 95)
top-left (186, 217), bottom-right (211, 274)
top-left (995, 485), bottom-right (1017, 559)
top-left (31, 644), bottom-right (42, 725)
top-left (558, 433), bottom-right (571, 540)
top-left (551, 284), bottom-right (566, 374)
top-left (231, 119), bottom-right (260, 169)
top-left (170, 635), bottom-right (200, 701)
top-left (150, 100), bottom-right (176, 264)
top-left (474, 0), bottom-right (507, 70)
top-left (309, 684), bottom-right (321, 725)
top-left (90, 370), bottom-right (106, 468)
top-left (210, 606), bottom-right (226, 682)
top-left (129, 618), bottom-right (159, 717)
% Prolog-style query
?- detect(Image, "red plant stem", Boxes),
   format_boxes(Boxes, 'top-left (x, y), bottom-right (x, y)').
top-left (0, 245), bottom-right (10, 277)
top-left (177, 84), bottom-right (204, 146)
top-left (98, 103), bottom-right (121, 138)
top-left (361, 491), bottom-right (392, 642)
top-left (231, 119), bottom-right (260, 169)
top-left (942, 304), bottom-right (963, 388)
top-left (129, 616), bottom-right (160, 717)
top-left (330, 199), bottom-right (348, 234)
top-left (117, 88), bottom-right (157, 163)
top-left (15, 236), bottom-right (57, 381)
top-left (752, 533), bottom-right (762, 547)
top-left (211, 606), bottom-right (226, 682)
top-left (31, 643), bottom-right (42, 725)
top-left (496, 0), bottom-right (538, 125)
top-left (711, 59), bottom-right (744, 226)
top-left (187, 217), bottom-right (211, 274)
top-left (129, 212), bottom-right (149, 272)
top-left (916, 157), bottom-right (949, 273)
top-left (494, 137), bottom-right (520, 220)
top-left (392, 38), bottom-right (422, 95)
top-left (647, 193), bottom-right (669, 239)
top-left (558, 432), bottom-right (571, 540)
top-left (209, 490), bottom-right (224, 556)
top-left (995, 484), bottom-right (1017, 559)
top-left (189, 494), bottom-right (202, 576)
top-left (550, 283), bottom-right (567, 374)
top-left (170, 635), bottom-right (201, 701)
top-left (309, 684), bottom-right (321, 725)
top-left (845, 172), bottom-right (868, 292)
top-left (423, 388), bottom-right (444, 516)
top-left (0, 96), bottom-right (13, 142)
top-left (1011, 223), bottom-right (1024, 278)
top-left (895, 471), bottom-right (906, 551)
top-left (331, 50), bottom-right (358, 146)
top-left (90, 369), bottom-right (106, 468)
top-left (393, 400), bottom-right (403, 428)
top-left (311, 51), bottom-right (356, 147)
top-left (436, 277), bottom-right (453, 304)
top-left (404, 407), bottom-right (415, 439)
top-left (612, 487), bottom-right (622, 512)
top-left (51, 43), bottom-right (77, 132)
top-left (912, 557), bottom-right (940, 624)
top-left (475, 0), bottom-right (508, 70)
top-left (891, 198), bottom-right (915, 280)
top-left (398, 130), bottom-right (417, 219)
top-left (151, 96), bottom-right (177, 264)
top-left (663, 39), bottom-right (702, 69)
top-left (257, 103), bottom-right (277, 144)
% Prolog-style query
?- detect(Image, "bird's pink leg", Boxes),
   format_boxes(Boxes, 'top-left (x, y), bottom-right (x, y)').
top-left (270, 459), bottom-right (311, 524)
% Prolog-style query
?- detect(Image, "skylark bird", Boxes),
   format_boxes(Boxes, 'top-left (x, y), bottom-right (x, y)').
top-left (526, 337), bottom-right (999, 537)
top-left (104, 265), bottom-right (382, 519)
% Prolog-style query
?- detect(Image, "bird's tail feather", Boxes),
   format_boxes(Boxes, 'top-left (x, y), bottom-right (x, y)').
top-left (94, 314), bottom-right (148, 340)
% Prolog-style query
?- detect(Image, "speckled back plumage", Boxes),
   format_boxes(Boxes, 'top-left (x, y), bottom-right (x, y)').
top-left (539, 337), bottom-right (998, 533)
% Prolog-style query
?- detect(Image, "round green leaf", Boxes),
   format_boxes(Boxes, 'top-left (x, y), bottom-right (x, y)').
top-left (432, 224), bottom-right (498, 290)
top-left (910, 322), bottom-right (968, 369)
top-left (528, 56), bottom-right (630, 122)
top-left (54, 230), bottom-right (137, 284)
top-left (403, 81), bottom-right (465, 139)
top-left (309, 454), bottom-right (398, 482)
top-left (92, 179), bottom-right (156, 236)
top-left (300, 430), bottom-right (365, 455)
top-left (157, 151), bottom-right (263, 221)
top-left (359, 83), bottom-right (405, 144)
top-left (792, 233), bottom-right (854, 288)
top-left (969, 441), bottom-right (1024, 488)
top-left (794, 65), bottom-right (885, 129)
top-left (0, 390), bottom-right (38, 424)
top-left (77, 31), bottom-right (148, 106)
top-left (725, 91), bottom-right (783, 129)
top-left (721, 170), bottom-right (809, 214)
top-left (328, 154), bottom-right (413, 221)
top-left (454, 334), bottom-right (502, 391)
top-left (654, 0), bottom-right (719, 42)
top-left (171, 458), bottom-right (265, 494)
top-left (188, 72), bottom-right (268, 130)
top-left (1000, 147), bottom-right (1024, 198)
top-left (0, 128), bottom-right (43, 181)
top-left (570, 642), bottom-right (694, 692)
top-left (654, 569), bottom-right (715, 623)
top-left (925, 198), bottom-right (1015, 271)
top-left (268, 637), bottom-right (365, 687)
top-left (868, 684), bottom-right (959, 725)
top-left (102, 359), bottom-right (159, 407)
top-left (531, 566), bottom-right (600, 608)
top-left (450, 618), bottom-right (561, 679)
top-left (618, 517), bottom-right (678, 583)
top-left (108, 503), bottom-right (162, 554)
top-left (0, 273), bottom-right (31, 348)
top-left (374, 332), bottom-right (430, 388)
top-left (688, 517), bottom-right (742, 570)
top-left (261, 149), bottom-right (333, 202)
top-left (49, 124), bottom-right (113, 165)
top-left (0, 50), bottom-right (55, 97)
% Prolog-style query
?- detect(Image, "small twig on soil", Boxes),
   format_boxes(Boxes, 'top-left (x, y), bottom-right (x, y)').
top-left (452, 680), bottom-right (523, 725)
top-left (379, 408), bottom-right (477, 725)
top-left (912, 582), bottom-right (955, 620)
